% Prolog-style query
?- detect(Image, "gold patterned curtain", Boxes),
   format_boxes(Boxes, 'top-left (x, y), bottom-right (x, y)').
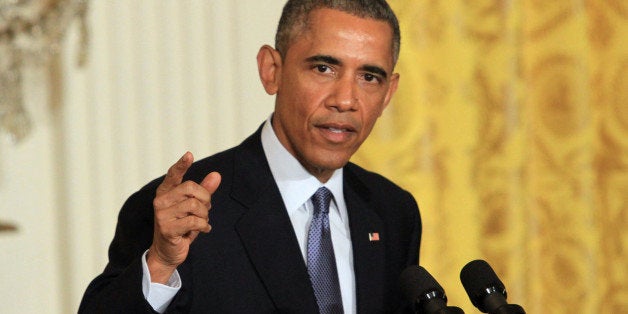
top-left (353, 1), bottom-right (628, 312)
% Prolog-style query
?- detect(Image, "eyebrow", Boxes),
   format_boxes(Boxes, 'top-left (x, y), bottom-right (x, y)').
top-left (361, 65), bottom-right (388, 79)
top-left (305, 55), bottom-right (389, 79)
top-left (305, 55), bottom-right (341, 65)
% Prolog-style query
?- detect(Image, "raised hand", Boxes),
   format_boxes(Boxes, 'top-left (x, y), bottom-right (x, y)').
top-left (147, 152), bottom-right (221, 283)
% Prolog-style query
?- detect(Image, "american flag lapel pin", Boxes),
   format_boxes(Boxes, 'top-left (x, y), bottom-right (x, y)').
top-left (368, 232), bottom-right (380, 242)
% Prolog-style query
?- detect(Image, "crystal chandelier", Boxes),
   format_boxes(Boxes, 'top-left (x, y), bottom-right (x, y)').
top-left (0, 0), bottom-right (88, 143)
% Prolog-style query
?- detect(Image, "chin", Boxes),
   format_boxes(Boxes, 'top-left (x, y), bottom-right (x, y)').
top-left (312, 154), bottom-right (352, 172)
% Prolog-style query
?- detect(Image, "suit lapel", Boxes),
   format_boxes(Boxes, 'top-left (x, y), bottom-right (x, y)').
top-left (230, 131), bottom-right (319, 313)
top-left (226, 129), bottom-right (387, 312)
top-left (344, 168), bottom-right (386, 313)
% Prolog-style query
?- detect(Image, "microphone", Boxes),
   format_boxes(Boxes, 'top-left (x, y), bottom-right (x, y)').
top-left (399, 265), bottom-right (465, 314)
top-left (459, 260), bottom-right (525, 314)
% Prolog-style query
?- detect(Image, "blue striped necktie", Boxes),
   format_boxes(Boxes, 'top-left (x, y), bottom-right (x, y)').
top-left (307, 187), bottom-right (344, 314)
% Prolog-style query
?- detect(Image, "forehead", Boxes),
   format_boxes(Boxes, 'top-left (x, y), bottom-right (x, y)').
top-left (287, 8), bottom-right (395, 69)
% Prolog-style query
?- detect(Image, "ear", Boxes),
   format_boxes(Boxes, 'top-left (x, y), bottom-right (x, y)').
top-left (379, 72), bottom-right (399, 115)
top-left (257, 45), bottom-right (283, 95)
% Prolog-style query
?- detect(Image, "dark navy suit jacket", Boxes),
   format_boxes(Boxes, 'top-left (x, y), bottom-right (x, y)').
top-left (79, 125), bottom-right (421, 313)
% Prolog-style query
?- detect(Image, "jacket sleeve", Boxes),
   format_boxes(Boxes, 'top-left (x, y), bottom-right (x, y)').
top-left (78, 183), bottom-right (188, 313)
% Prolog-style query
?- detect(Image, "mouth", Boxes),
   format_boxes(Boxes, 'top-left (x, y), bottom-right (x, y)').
top-left (315, 123), bottom-right (357, 143)
top-left (317, 122), bottom-right (356, 133)
top-left (326, 126), bottom-right (353, 133)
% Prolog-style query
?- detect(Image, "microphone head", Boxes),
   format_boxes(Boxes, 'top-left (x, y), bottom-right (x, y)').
top-left (460, 260), bottom-right (507, 311)
top-left (399, 265), bottom-right (447, 305)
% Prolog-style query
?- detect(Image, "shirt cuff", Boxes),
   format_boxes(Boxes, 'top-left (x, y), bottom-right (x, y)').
top-left (141, 250), bottom-right (181, 313)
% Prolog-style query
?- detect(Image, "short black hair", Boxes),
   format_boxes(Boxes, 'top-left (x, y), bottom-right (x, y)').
top-left (275, 0), bottom-right (400, 65)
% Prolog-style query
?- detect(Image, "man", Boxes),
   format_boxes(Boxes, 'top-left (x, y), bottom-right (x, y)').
top-left (79, 0), bottom-right (421, 313)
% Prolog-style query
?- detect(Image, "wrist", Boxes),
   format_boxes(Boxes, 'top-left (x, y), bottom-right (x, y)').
top-left (146, 248), bottom-right (178, 284)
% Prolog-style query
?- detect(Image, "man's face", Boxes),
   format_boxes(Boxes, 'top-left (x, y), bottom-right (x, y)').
top-left (263, 8), bottom-right (399, 182)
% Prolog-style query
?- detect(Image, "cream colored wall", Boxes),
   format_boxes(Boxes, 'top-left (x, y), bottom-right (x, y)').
top-left (0, 1), bottom-right (284, 313)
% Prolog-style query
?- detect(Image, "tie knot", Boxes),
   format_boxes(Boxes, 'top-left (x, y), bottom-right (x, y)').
top-left (311, 187), bottom-right (333, 214)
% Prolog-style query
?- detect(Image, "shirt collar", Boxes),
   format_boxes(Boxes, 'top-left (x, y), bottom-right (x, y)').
top-left (261, 116), bottom-right (346, 220)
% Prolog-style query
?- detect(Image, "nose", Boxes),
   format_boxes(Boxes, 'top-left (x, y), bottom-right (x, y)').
top-left (326, 75), bottom-right (358, 112)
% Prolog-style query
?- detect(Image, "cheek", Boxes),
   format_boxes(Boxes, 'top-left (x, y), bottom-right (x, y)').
top-left (283, 88), bottom-right (324, 119)
top-left (363, 102), bottom-right (387, 123)
top-left (360, 117), bottom-right (378, 138)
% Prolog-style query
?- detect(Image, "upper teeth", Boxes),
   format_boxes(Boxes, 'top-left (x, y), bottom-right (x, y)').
top-left (329, 127), bottom-right (343, 133)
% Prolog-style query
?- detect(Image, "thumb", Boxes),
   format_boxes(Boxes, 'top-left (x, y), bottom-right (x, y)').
top-left (201, 171), bottom-right (222, 194)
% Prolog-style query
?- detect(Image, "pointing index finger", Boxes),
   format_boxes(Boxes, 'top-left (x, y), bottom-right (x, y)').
top-left (158, 152), bottom-right (194, 193)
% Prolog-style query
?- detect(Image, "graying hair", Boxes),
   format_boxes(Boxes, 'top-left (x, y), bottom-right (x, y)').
top-left (275, 0), bottom-right (400, 65)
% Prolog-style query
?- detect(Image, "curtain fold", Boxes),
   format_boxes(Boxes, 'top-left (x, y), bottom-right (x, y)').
top-left (353, 1), bottom-right (628, 312)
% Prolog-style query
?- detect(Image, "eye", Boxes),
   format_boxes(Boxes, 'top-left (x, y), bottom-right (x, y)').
top-left (315, 64), bottom-right (331, 73)
top-left (362, 73), bottom-right (381, 84)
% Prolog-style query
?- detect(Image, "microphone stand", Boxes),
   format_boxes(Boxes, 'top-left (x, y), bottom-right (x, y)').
top-left (414, 295), bottom-right (465, 314)
top-left (489, 304), bottom-right (525, 314)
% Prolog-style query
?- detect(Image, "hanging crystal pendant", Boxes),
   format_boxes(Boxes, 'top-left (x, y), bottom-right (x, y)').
top-left (0, 0), bottom-right (88, 143)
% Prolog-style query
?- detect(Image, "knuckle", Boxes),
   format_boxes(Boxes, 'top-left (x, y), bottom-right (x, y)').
top-left (180, 182), bottom-right (191, 195)
top-left (192, 198), bottom-right (204, 210)
top-left (153, 210), bottom-right (164, 222)
top-left (153, 197), bottom-right (166, 210)
top-left (180, 197), bottom-right (194, 209)
top-left (188, 198), bottom-right (205, 214)
top-left (187, 199), bottom-right (199, 212)
top-left (155, 183), bottom-right (168, 196)
top-left (154, 219), bottom-right (167, 232)
top-left (165, 167), bottom-right (176, 180)
top-left (190, 216), bottom-right (205, 230)
top-left (184, 216), bottom-right (197, 230)
top-left (181, 181), bottom-right (197, 194)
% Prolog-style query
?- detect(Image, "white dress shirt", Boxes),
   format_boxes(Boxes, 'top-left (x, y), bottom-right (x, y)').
top-left (261, 118), bottom-right (356, 314)
top-left (142, 118), bottom-right (356, 313)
